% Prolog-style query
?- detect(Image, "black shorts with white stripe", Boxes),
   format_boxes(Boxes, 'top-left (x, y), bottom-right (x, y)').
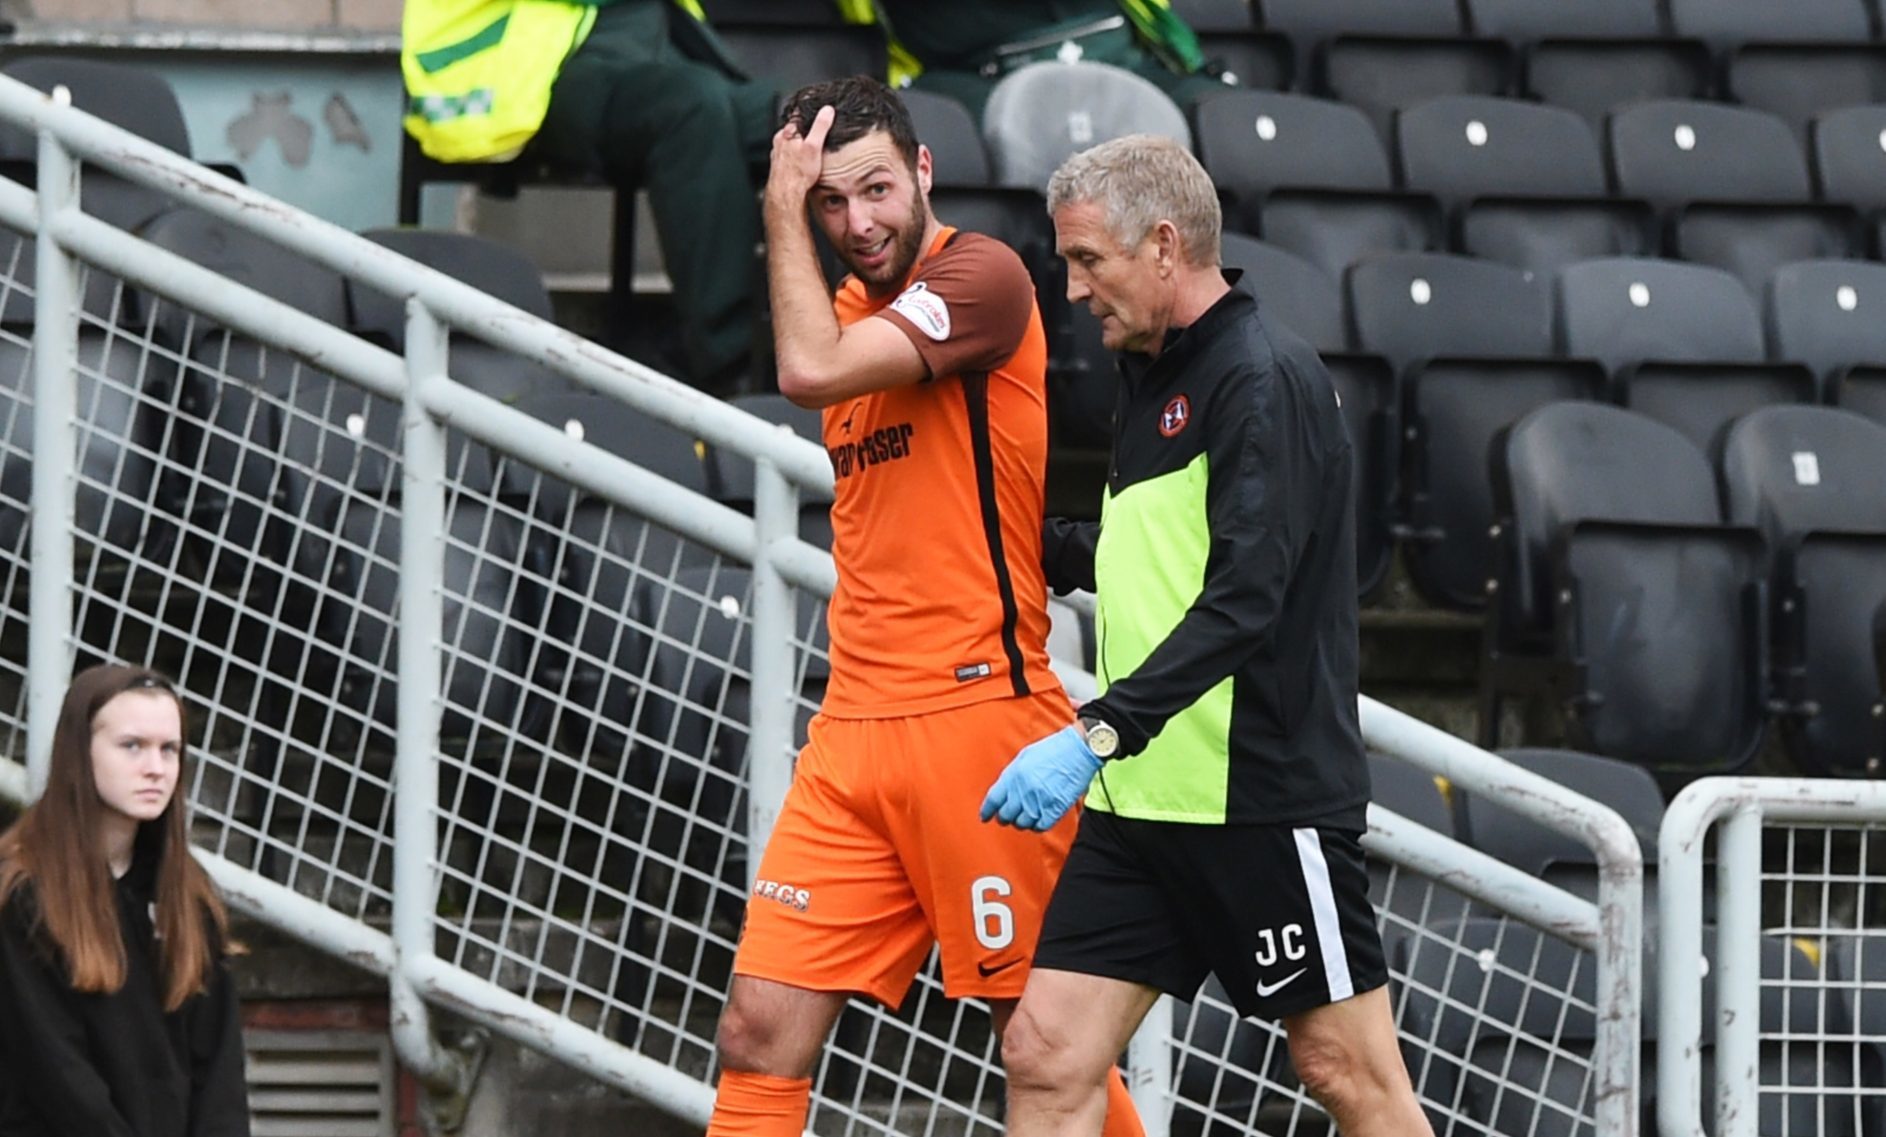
top-left (1032, 809), bottom-right (1387, 1019)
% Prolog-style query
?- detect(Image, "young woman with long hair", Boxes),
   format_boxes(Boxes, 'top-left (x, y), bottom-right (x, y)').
top-left (0, 664), bottom-right (250, 1136)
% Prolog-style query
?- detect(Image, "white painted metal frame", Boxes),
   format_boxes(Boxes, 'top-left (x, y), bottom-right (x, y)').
top-left (1658, 777), bottom-right (1886, 1137)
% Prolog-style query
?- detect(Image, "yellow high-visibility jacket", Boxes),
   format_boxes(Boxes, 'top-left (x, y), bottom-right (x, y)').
top-left (401, 0), bottom-right (708, 162)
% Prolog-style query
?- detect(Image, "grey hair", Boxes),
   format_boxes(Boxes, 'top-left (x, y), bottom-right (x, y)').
top-left (1046, 134), bottom-right (1221, 266)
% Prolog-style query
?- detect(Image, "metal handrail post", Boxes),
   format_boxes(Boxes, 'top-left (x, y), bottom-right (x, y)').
top-left (1714, 804), bottom-right (1764, 1137)
top-left (391, 301), bottom-right (476, 1099)
top-left (746, 456), bottom-right (800, 881)
top-left (25, 102), bottom-right (79, 798)
top-left (1127, 998), bottom-right (1173, 1136)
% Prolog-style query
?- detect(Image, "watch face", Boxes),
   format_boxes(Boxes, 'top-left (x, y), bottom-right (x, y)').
top-left (1085, 720), bottom-right (1119, 758)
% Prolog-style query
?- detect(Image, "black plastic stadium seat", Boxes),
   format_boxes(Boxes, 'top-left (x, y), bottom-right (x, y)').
top-left (1608, 101), bottom-right (1862, 298)
top-left (352, 229), bottom-right (571, 406)
top-left (1259, 188), bottom-right (1445, 283)
top-left (1465, 0), bottom-right (1664, 39)
top-left (1765, 259), bottom-right (1886, 385)
top-left (1221, 233), bottom-right (1346, 353)
top-left (705, 392), bottom-right (832, 551)
top-left (1171, 0), bottom-right (1292, 87)
top-left (1832, 366), bottom-right (1886, 428)
top-left (1260, 0), bottom-right (1459, 39)
top-left (1616, 360), bottom-right (1819, 459)
top-left (1260, 0), bottom-right (1511, 135)
top-left (714, 25), bottom-right (887, 95)
top-left (1668, 0), bottom-right (1873, 46)
top-left (1396, 95), bottom-right (1608, 204)
top-left (1525, 39), bottom-right (1711, 132)
top-left (1399, 357), bottom-right (1605, 611)
top-left (1391, 916), bottom-right (1601, 1137)
top-left (1725, 45), bottom-right (1886, 146)
top-left (1810, 105), bottom-right (1886, 215)
top-left (1484, 403), bottom-right (1768, 771)
top-left (326, 407), bottom-right (548, 742)
top-left (1555, 257), bottom-right (1765, 377)
top-left (1608, 101), bottom-right (1811, 207)
top-left (1464, 0), bottom-right (1711, 128)
top-left (1394, 96), bottom-right (1660, 276)
top-left (1324, 353), bottom-right (1399, 601)
top-left (924, 187), bottom-right (1094, 446)
top-left (1194, 90), bottom-right (1392, 202)
top-left (1362, 752), bottom-right (1470, 927)
top-left (501, 391), bottom-right (716, 759)
top-left (1720, 406), bottom-right (1886, 775)
top-left (982, 62), bottom-right (1190, 191)
top-left (0, 56), bottom-right (192, 156)
top-left (1456, 748), bottom-right (1664, 899)
top-left (0, 230), bottom-right (174, 568)
top-left (1460, 196), bottom-right (1660, 279)
top-left (1319, 37), bottom-right (1515, 142)
top-left (1193, 30), bottom-right (1293, 91)
top-left (1260, 0), bottom-right (1515, 138)
top-left (1345, 253), bottom-right (1552, 373)
top-left (899, 89), bottom-right (991, 188)
top-left (356, 228), bottom-right (555, 324)
top-left (136, 207), bottom-right (355, 591)
top-left (1193, 92), bottom-right (1443, 280)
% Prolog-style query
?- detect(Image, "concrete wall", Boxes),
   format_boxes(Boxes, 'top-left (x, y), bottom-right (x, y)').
top-left (13, 0), bottom-right (400, 31)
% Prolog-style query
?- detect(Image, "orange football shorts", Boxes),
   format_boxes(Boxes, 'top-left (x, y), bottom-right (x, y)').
top-left (733, 687), bottom-right (1078, 1006)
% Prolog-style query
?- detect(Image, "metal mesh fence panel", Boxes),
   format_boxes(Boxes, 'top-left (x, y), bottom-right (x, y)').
top-left (0, 202), bottom-right (1610, 1137)
top-left (1757, 823), bottom-right (1886, 1137)
top-left (1172, 864), bottom-right (1601, 1137)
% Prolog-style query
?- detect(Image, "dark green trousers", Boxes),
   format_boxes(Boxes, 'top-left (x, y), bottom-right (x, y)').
top-left (534, 0), bottom-right (777, 393)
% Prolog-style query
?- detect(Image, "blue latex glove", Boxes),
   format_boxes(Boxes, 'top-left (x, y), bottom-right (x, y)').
top-left (980, 725), bottom-right (1103, 831)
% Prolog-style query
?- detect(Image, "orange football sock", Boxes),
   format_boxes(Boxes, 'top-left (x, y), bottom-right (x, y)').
top-left (706, 1070), bottom-right (813, 1137)
top-left (1103, 1066), bottom-right (1147, 1137)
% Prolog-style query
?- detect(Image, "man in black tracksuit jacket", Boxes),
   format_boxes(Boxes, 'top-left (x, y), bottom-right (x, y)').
top-left (980, 134), bottom-right (1433, 1137)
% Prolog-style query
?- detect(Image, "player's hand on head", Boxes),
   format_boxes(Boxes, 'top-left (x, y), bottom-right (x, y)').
top-left (979, 724), bottom-right (1102, 831)
top-left (766, 103), bottom-right (836, 213)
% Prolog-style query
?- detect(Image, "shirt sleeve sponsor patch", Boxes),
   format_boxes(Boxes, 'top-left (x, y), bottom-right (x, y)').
top-left (889, 281), bottom-right (951, 341)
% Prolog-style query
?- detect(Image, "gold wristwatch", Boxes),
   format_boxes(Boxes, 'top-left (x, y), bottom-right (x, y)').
top-left (1079, 715), bottom-right (1120, 760)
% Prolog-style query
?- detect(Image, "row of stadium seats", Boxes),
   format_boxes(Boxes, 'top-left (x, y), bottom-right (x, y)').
top-left (1486, 401), bottom-right (1886, 778)
top-left (1182, 746), bottom-right (1886, 1135)
top-left (707, 0), bottom-right (1886, 144)
top-left (1242, 247), bottom-right (1886, 385)
top-left (1199, 93), bottom-right (1886, 283)
top-left (711, 0), bottom-right (1886, 47)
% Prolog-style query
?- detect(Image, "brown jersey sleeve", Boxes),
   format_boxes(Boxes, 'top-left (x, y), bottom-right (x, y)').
top-left (874, 232), bottom-right (1036, 380)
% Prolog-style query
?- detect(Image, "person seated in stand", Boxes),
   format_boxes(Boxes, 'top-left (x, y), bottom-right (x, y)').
top-left (402, 0), bottom-right (776, 394)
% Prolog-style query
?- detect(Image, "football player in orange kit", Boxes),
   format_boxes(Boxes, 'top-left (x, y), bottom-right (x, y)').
top-left (703, 77), bottom-right (1144, 1137)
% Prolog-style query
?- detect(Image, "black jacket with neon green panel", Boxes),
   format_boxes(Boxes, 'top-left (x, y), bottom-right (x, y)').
top-left (1044, 284), bottom-right (1370, 828)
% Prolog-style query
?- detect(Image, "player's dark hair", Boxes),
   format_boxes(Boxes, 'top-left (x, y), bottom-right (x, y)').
top-left (779, 76), bottom-right (920, 172)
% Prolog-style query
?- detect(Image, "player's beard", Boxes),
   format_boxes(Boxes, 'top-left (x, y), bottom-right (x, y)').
top-left (855, 186), bottom-right (932, 299)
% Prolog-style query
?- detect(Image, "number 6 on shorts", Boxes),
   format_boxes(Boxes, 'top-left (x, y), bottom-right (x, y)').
top-left (972, 875), bottom-right (1014, 949)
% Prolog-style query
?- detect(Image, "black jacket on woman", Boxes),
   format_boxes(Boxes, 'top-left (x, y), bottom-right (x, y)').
top-left (0, 854), bottom-right (249, 1137)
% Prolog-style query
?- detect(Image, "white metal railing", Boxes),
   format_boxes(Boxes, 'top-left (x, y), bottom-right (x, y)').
top-left (0, 71), bottom-right (1646, 1137)
top-left (1658, 777), bottom-right (1886, 1137)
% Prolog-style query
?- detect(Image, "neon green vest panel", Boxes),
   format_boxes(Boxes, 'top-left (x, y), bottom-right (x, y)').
top-left (1088, 452), bottom-right (1234, 823)
top-left (402, 0), bottom-right (708, 162)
